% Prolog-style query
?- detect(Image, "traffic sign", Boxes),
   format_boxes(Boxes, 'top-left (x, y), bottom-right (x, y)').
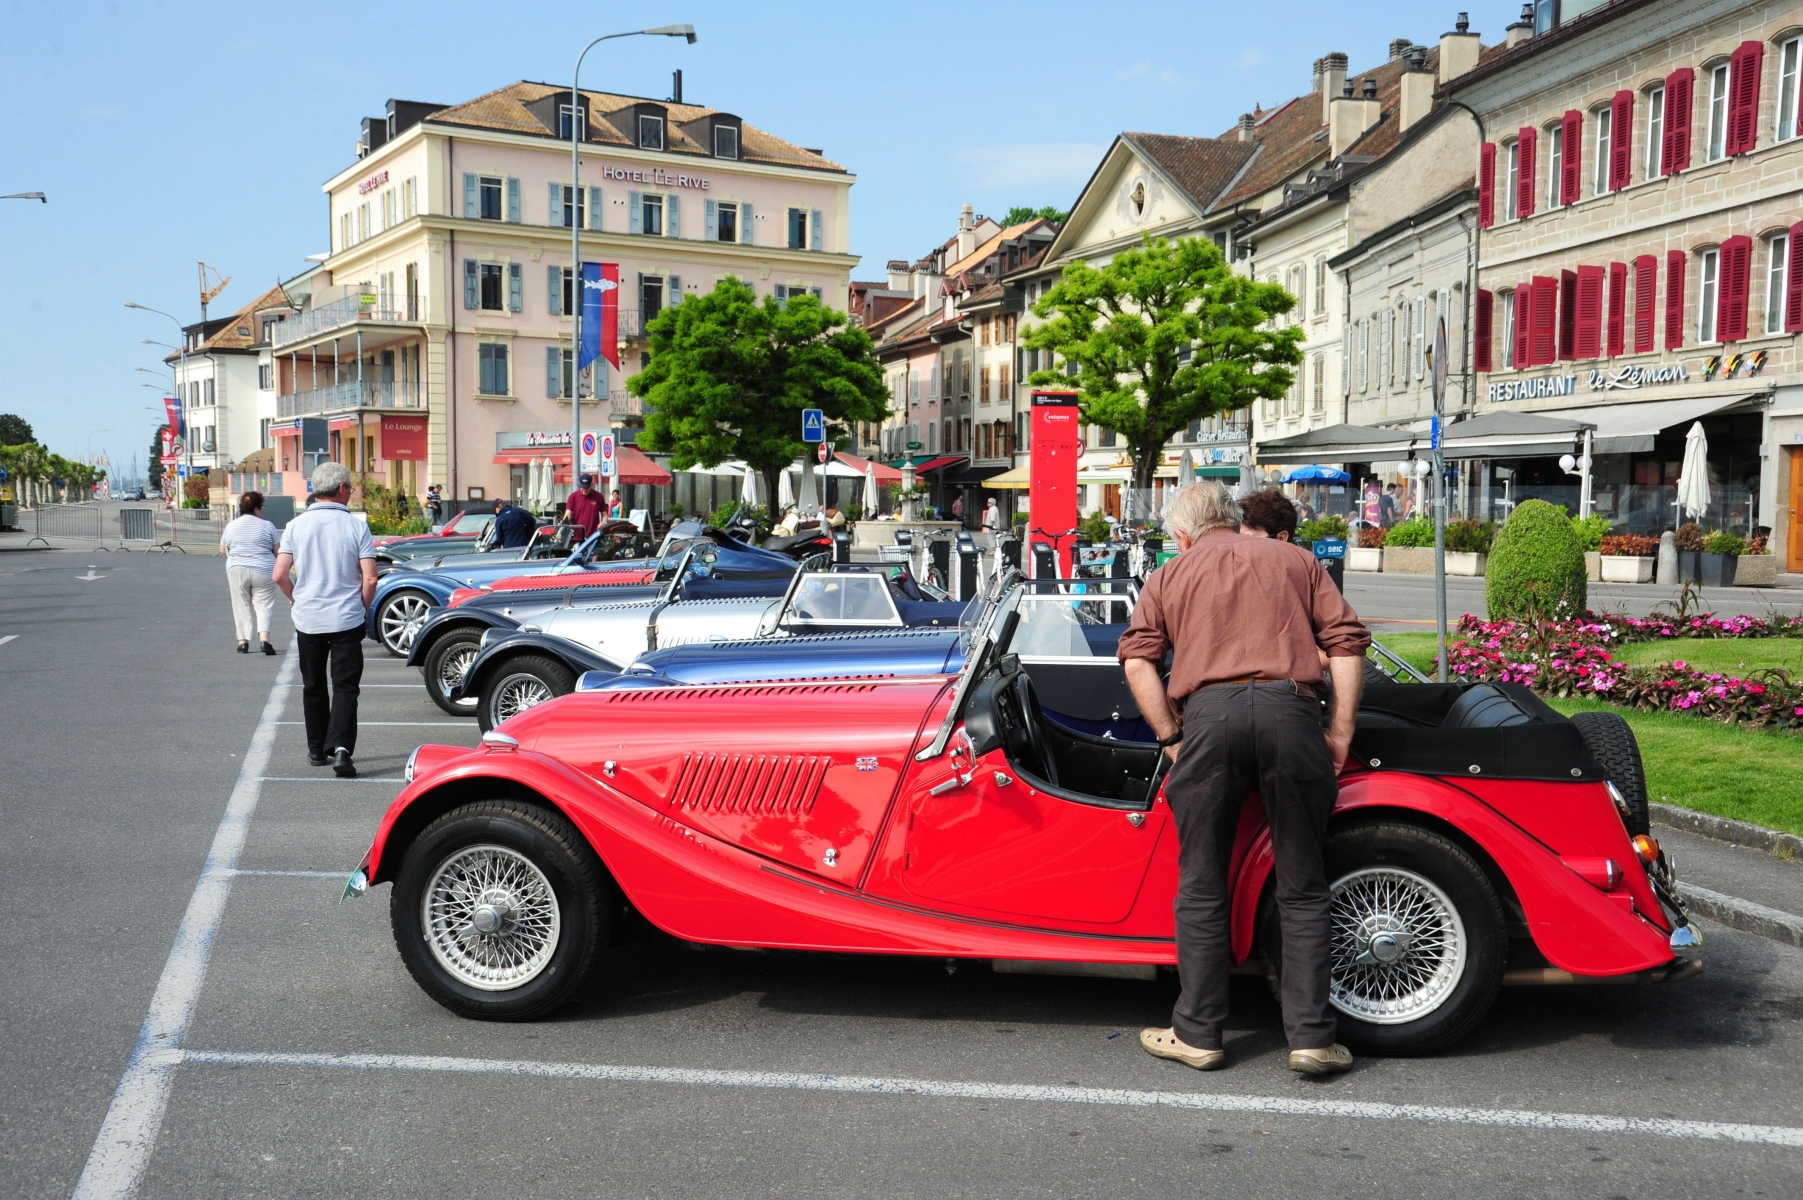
top-left (1431, 315), bottom-right (1448, 407)
top-left (599, 433), bottom-right (616, 478)
top-left (578, 430), bottom-right (601, 474)
top-left (817, 441), bottom-right (829, 464)
top-left (801, 408), bottom-right (824, 443)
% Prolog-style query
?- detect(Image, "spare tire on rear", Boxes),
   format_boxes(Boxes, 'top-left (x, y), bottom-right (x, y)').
top-left (1570, 710), bottom-right (1649, 836)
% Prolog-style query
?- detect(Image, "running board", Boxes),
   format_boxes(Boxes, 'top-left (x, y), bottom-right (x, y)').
top-left (992, 959), bottom-right (1158, 981)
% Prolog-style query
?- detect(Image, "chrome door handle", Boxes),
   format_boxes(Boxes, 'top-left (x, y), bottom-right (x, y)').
top-left (928, 771), bottom-right (972, 796)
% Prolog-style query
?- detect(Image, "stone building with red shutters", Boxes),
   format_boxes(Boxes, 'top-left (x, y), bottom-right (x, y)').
top-left (1456, 0), bottom-right (1803, 567)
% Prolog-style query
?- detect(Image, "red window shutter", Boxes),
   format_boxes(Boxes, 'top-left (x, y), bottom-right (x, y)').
top-left (1560, 110), bottom-right (1582, 206)
top-left (1513, 287), bottom-right (1533, 368)
top-left (1727, 40), bottom-right (1765, 156)
top-left (1718, 234), bottom-right (1752, 342)
top-left (1530, 276), bottom-right (1559, 365)
top-left (1634, 254), bottom-right (1658, 352)
top-left (1606, 262), bottom-right (1627, 356)
top-left (1517, 127), bottom-right (1537, 218)
top-left (1664, 68), bottom-right (1694, 174)
top-left (1475, 289), bottom-right (1493, 372)
top-left (1558, 269), bottom-right (1578, 359)
top-left (1573, 266), bottom-right (1603, 359)
top-left (1477, 143), bottom-right (1496, 228)
top-left (1664, 250), bottom-right (1687, 350)
top-left (1609, 91), bottom-right (1634, 191)
top-left (1787, 221), bottom-right (1803, 334)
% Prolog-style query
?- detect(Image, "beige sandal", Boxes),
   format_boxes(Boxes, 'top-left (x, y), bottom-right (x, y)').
top-left (1139, 1027), bottom-right (1226, 1070)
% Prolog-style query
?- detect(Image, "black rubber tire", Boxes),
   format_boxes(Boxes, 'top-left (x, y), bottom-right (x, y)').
top-left (391, 799), bottom-right (612, 1020)
top-left (376, 589), bottom-right (435, 657)
top-left (477, 654), bottom-right (576, 733)
top-left (1260, 820), bottom-right (1506, 1056)
top-left (422, 628), bottom-right (483, 716)
top-left (1570, 710), bottom-right (1650, 836)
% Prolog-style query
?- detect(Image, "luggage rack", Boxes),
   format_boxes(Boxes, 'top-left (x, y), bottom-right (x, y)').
top-left (1366, 638), bottom-right (1431, 684)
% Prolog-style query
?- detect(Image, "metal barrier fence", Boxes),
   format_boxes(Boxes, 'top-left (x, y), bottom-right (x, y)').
top-left (25, 504), bottom-right (106, 548)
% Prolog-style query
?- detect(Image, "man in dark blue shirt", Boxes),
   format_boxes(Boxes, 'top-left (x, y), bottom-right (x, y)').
top-left (492, 499), bottom-right (537, 548)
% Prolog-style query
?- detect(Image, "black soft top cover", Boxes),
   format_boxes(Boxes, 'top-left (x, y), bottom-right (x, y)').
top-left (1352, 682), bottom-right (1605, 784)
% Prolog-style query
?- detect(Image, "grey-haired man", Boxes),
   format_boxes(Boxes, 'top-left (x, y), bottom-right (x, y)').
top-left (273, 462), bottom-right (378, 777)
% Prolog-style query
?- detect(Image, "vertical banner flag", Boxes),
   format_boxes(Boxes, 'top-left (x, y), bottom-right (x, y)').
top-left (162, 395), bottom-right (184, 439)
top-left (580, 262), bottom-right (621, 372)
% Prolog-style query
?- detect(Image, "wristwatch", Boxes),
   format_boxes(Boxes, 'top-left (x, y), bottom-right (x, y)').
top-left (1157, 731), bottom-right (1184, 747)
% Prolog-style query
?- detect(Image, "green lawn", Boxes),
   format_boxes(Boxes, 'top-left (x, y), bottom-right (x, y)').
top-left (1610, 637), bottom-right (1803, 676)
top-left (1374, 631), bottom-right (1443, 678)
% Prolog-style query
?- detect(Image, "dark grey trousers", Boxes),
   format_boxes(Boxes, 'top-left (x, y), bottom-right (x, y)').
top-left (296, 625), bottom-right (363, 758)
top-left (1162, 681), bottom-right (1338, 1051)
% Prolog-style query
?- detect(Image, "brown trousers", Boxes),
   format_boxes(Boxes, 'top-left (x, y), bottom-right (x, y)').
top-left (1161, 681), bottom-right (1338, 1051)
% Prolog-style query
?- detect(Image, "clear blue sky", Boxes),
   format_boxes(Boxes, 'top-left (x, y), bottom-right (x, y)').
top-left (0, 0), bottom-right (1495, 476)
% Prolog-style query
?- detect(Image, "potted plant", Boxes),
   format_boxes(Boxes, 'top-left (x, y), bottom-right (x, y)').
top-left (1442, 518), bottom-right (1497, 576)
top-left (1673, 522), bottom-right (1705, 582)
top-left (1733, 533), bottom-right (1776, 586)
top-left (1598, 533), bottom-right (1659, 583)
top-left (1350, 525), bottom-right (1384, 571)
top-left (1699, 530), bottom-right (1744, 586)
top-left (1570, 513), bottom-right (1611, 582)
top-left (1379, 515), bottom-right (1435, 573)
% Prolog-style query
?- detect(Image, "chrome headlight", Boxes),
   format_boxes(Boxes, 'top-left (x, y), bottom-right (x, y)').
top-left (404, 746), bottom-right (421, 783)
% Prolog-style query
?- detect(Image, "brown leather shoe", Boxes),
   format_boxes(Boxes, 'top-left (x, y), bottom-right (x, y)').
top-left (1140, 1027), bottom-right (1226, 1071)
top-left (1288, 1044), bottom-right (1354, 1075)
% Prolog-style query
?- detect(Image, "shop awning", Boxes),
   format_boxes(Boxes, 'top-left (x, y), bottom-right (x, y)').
top-left (1254, 423), bottom-right (1417, 464)
top-left (914, 455), bottom-right (967, 473)
top-left (1195, 465), bottom-right (1243, 477)
top-left (943, 463), bottom-right (1013, 487)
top-left (1436, 411), bottom-right (1590, 460)
top-left (985, 464), bottom-right (1031, 488)
top-left (491, 445), bottom-right (672, 485)
top-left (1531, 393), bottom-right (1760, 455)
top-left (832, 452), bottom-right (903, 484)
top-left (328, 417), bottom-right (360, 432)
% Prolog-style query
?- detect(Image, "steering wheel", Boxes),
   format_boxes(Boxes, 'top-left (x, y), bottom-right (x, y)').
top-left (1011, 672), bottom-right (1058, 787)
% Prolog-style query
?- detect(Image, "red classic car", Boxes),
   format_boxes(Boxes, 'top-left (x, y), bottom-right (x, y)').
top-left (349, 585), bottom-right (1701, 1055)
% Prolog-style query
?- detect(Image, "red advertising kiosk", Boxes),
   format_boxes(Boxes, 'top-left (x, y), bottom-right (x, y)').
top-left (1028, 390), bottom-right (1082, 577)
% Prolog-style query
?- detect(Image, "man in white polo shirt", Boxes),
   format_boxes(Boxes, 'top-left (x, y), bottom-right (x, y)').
top-left (272, 462), bottom-right (378, 777)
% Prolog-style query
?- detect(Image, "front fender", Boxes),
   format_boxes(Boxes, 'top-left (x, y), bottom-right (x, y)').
top-left (365, 576), bottom-right (453, 640)
top-left (405, 607), bottom-right (519, 667)
top-left (456, 633), bottom-right (621, 700)
top-left (1227, 771), bottom-right (1676, 977)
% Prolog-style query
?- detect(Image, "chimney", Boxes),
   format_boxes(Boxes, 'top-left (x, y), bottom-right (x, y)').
top-left (1439, 12), bottom-right (1482, 82)
top-left (886, 260), bottom-right (911, 292)
top-left (1319, 52), bottom-right (1349, 124)
top-left (1399, 49), bottom-right (1435, 133)
top-left (957, 204), bottom-right (977, 259)
top-left (1311, 56), bottom-right (1325, 95)
top-left (1507, 3), bottom-right (1534, 49)
top-left (1331, 78), bottom-right (1383, 158)
top-left (1237, 112), bottom-right (1257, 141)
top-left (671, 69), bottom-right (683, 105)
top-left (1389, 38), bottom-right (1416, 60)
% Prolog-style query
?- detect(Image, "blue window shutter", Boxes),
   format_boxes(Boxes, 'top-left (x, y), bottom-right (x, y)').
top-left (628, 191), bottom-right (641, 235)
top-left (704, 199), bottom-right (716, 241)
top-left (547, 346), bottom-right (561, 398)
top-left (549, 182), bottom-right (563, 227)
top-left (811, 210), bottom-right (823, 252)
top-left (594, 358), bottom-right (609, 403)
top-left (547, 264), bottom-right (562, 316)
top-left (588, 187), bottom-right (602, 230)
top-left (669, 274), bottom-right (681, 303)
top-left (463, 259), bottom-right (478, 309)
top-left (463, 173), bottom-right (477, 217)
top-left (740, 202), bottom-right (752, 246)
top-left (508, 263), bottom-right (523, 312)
top-left (667, 195), bottom-right (680, 238)
top-left (506, 177), bottom-right (520, 223)
top-left (774, 284), bottom-right (787, 303)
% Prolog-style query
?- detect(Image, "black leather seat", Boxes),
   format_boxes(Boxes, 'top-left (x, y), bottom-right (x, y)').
top-left (1442, 684), bottom-right (1538, 729)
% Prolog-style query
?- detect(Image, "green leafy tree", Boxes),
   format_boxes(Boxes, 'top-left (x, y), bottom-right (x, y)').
top-left (1001, 205), bottom-right (1067, 226)
top-left (1486, 499), bottom-right (1587, 620)
top-left (149, 423), bottom-right (168, 491)
top-left (0, 413), bottom-right (33, 445)
top-left (632, 278), bottom-right (889, 505)
top-left (1022, 235), bottom-right (1304, 489)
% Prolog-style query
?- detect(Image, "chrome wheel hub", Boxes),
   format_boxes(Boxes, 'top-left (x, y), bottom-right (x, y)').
top-left (438, 646), bottom-right (478, 703)
top-left (422, 844), bottom-right (560, 991)
top-left (1329, 867), bottom-right (1466, 1025)
top-left (493, 675), bottom-right (553, 722)
top-left (382, 595), bottom-right (431, 652)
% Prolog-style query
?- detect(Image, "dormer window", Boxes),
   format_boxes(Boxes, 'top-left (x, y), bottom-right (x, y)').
top-left (558, 103), bottom-right (585, 141)
top-left (713, 125), bottom-right (738, 159)
top-left (638, 114), bottom-right (664, 150)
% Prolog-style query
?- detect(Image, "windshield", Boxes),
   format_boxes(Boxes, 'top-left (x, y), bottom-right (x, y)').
top-left (1010, 579), bottom-right (1136, 661)
top-left (783, 573), bottom-right (900, 625)
top-left (917, 581), bottom-right (1022, 763)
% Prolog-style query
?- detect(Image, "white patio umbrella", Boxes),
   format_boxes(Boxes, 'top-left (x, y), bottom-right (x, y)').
top-left (536, 457), bottom-right (552, 513)
top-left (864, 460), bottom-right (879, 515)
top-left (523, 457), bottom-right (539, 510)
top-left (777, 466), bottom-right (795, 510)
top-left (1676, 421), bottom-right (1711, 521)
top-left (1177, 447), bottom-right (1194, 487)
top-left (741, 464), bottom-right (760, 506)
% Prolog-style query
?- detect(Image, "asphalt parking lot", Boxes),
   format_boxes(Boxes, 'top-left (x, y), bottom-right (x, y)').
top-left (7, 548), bottom-right (1803, 1198)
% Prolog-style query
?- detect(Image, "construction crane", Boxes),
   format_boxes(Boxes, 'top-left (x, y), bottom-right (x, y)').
top-left (198, 262), bottom-right (231, 323)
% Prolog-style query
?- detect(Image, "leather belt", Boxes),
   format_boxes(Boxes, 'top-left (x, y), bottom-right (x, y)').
top-left (1198, 676), bottom-right (1317, 698)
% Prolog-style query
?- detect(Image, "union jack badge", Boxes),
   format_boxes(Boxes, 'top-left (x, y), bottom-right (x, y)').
top-left (855, 756), bottom-right (879, 772)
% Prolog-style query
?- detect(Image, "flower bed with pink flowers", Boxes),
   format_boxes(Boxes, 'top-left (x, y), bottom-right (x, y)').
top-left (1442, 610), bottom-right (1803, 731)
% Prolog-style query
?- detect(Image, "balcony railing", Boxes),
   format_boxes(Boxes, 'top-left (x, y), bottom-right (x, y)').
top-left (277, 379), bottom-right (420, 418)
top-left (271, 293), bottom-right (413, 349)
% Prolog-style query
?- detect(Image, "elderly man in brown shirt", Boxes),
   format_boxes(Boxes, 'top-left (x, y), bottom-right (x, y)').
top-left (1120, 482), bottom-right (1370, 1076)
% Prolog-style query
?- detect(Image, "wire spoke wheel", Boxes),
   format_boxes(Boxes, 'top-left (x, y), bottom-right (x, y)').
top-left (492, 674), bottom-right (553, 723)
top-left (1328, 866), bottom-right (1466, 1025)
top-left (380, 593), bottom-right (431, 653)
top-left (437, 645), bottom-right (479, 707)
top-left (422, 844), bottom-right (562, 991)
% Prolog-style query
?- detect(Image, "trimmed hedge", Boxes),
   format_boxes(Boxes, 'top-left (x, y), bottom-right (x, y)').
top-left (1384, 515), bottom-right (1434, 547)
top-left (1485, 498), bottom-right (1587, 620)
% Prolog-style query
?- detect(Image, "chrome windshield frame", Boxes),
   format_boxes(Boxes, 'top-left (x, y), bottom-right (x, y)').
top-left (916, 580), bottom-right (1022, 763)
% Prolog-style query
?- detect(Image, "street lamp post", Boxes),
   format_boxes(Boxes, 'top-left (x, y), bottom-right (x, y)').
top-left (569, 24), bottom-right (696, 509)
top-left (126, 302), bottom-right (189, 506)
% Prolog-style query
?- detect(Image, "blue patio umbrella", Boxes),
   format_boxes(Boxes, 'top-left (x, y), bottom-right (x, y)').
top-left (1281, 465), bottom-right (1351, 483)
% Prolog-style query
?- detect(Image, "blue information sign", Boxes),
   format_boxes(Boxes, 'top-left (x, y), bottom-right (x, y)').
top-left (801, 408), bottom-right (824, 443)
top-left (1312, 538), bottom-right (1347, 560)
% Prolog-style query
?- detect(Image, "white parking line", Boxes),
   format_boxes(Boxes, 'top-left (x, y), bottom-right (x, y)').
top-left (0, 635), bottom-right (16, 647)
top-left (229, 869), bottom-right (346, 878)
top-left (73, 643), bottom-right (298, 1200)
top-left (174, 1049), bottom-right (1803, 1147)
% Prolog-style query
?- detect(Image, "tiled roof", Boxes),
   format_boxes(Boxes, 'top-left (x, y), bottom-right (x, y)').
top-left (1123, 134), bottom-right (1258, 210)
top-left (180, 285), bottom-right (295, 356)
top-left (425, 81), bottom-right (845, 173)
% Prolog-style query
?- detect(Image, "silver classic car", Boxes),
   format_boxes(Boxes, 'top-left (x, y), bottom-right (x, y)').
top-left (459, 568), bottom-right (971, 730)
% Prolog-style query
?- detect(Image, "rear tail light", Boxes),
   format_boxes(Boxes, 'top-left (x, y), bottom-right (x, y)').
top-left (1632, 834), bottom-right (1660, 865)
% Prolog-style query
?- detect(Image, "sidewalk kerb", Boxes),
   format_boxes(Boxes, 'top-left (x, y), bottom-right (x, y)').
top-left (1680, 885), bottom-right (1803, 949)
top-left (1651, 803), bottom-right (1803, 861)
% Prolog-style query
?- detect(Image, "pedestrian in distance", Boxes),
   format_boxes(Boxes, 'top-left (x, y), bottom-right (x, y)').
top-left (491, 497), bottom-right (537, 548)
top-left (951, 493), bottom-right (965, 526)
top-left (272, 462), bottom-right (378, 778)
top-left (565, 473), bottom-right (604, 537)
top-left (219, 490), bottom-right (281, 656)
top-left (1238, 489), bottom-right (1298, 543)
top-left (426, 485), bottom-right (444, 527)
top-left (609, 488), bottom-right (624, 519)
top-left (1119, 482), bottom-right (1370, 1077)
top-left (982, 497), bottom-right (1002, 535)
top-left (1380, 483), bottom-right (1398, 528)
top-left (397, 491), bottom-right (410, 521)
